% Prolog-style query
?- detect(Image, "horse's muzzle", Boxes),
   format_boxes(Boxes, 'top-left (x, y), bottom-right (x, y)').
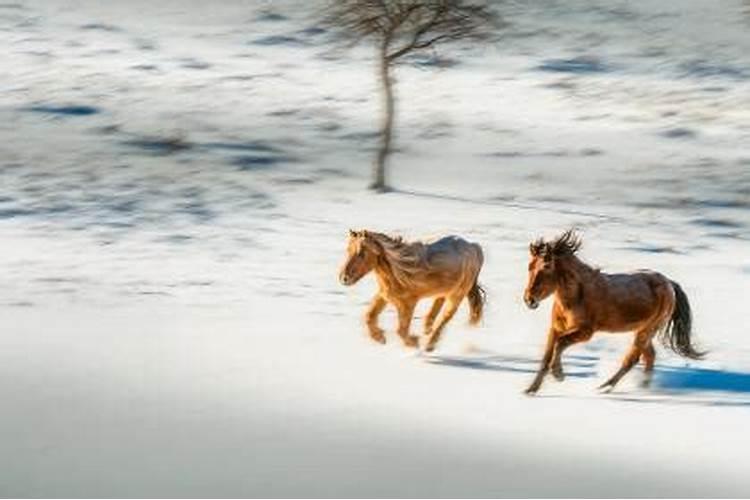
top-left (525, 297), bottom-right (539, 310)
top-left (339, 273), bottom-right (353, 286)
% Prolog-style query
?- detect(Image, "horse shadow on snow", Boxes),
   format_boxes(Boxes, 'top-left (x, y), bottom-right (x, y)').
top-left (427, 353), bottom-right (750, 407)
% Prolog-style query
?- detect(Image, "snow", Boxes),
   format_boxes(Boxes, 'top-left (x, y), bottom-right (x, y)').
top-left (0, 0), bottom-right (748, 496)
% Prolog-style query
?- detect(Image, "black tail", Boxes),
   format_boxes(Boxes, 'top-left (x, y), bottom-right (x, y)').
top-left (660, 280), bottom-right (705, 360)
top-left (467, 281), bottom-right (486, 326)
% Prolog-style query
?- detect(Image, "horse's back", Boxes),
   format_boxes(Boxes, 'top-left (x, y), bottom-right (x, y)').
top-left (597, 270), bottom-right (673, 330)
top-left (424, 235), bottom-right (483, 272)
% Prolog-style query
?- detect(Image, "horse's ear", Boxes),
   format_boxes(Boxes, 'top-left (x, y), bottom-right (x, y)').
top-left (530, 239), bottom-right (544, 256)
top-left (361, 233), bottom-right (382, 255)
top-left (542, 245), bottom-right (553, 262)
top-left (349, 229), bottom-right (357, 238)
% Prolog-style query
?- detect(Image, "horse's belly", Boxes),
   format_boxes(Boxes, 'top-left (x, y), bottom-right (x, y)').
top-left (418, 281), bottom-right (460, 298)
top-left (597, 298), bottom-right (661, 332)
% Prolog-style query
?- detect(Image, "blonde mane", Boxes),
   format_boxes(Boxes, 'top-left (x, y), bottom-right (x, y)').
top-left (367, 232), bottom-right (432, 287)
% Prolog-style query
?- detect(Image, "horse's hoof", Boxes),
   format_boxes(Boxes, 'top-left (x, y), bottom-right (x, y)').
top-left (405, 336), bottom-right (420, 348)
top-left (524, 387), bottom-right (539, 396)
top-left (551, 367), bottom-right (565, 382)
top-left (597, 382), bottom-right (614, 393)
top-left (370, 334), bottom-right (386, 345)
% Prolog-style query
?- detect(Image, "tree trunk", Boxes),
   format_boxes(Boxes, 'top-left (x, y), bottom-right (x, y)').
top-left (371, 47), bottom-right (395, 192)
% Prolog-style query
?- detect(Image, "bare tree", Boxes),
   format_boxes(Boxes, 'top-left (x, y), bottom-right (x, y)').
top-left (322, 1), bottom-right (501, 191)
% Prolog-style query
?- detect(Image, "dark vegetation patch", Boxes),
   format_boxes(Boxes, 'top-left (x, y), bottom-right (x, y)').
top-left (120, 134), bottom-right (192, 155)
top-left (659, 127), bottom-right (697, 139)
top-left (230, 155), bottom-right (294, 171)
top-left (79, 23), bottom-right (122, 32)
top-left (677, 59), bottom-right (748, 81)
top-left (92, 124), bottom-right (121, 135)
top-left (298, 26), bottom-right (327, 37)
top-left (131, 64), bottom-right (159, 71)
top-left (484, 149), bottom-right (601, 158)
top-left (691, 218), bottom-right (744, 229)
top-left (635, 197), bottom-right (750, 210)
top-left (6, 301), bottom-right (34, 307)
top-left (180, 58), bottom-right (211, 70)
top-left (537, 56), bottom-right (610, 74)
top-left (133, 38), bottom-right (157, 51)
top-left (255, 10), bottom-right (288, 22)
top-left (0, 208), bottom-right (34, 219)
top-left (581, 148), bottom-right (604, 156)
top-left (339, 130), bottom-right (380, 142)
top-left (271, 176), bottom-right (317, 185)
top-left (625, 244), bottom-right (683, 255)
top-left (203, 141), bottom-right (279, 153)
top-left (316, 167), bottom-right (352, 178)
top-left (25, 104), bottom-right (100, 116)
top-left (251, 35), bottom-right (307, 47)
top-left (408, 54), bottom-right (459, 68)
top-left (542, 79), bottom-right (577, 90)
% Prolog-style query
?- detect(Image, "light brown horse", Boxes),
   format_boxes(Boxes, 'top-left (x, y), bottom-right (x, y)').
top-left (339, 230), bottom-right (485, 351)
top-left (523, 230), bottom-right (704, 394)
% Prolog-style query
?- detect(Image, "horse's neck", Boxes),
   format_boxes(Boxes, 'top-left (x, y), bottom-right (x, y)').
top-left (555, 256), bottom-right (598, 306)
top-left (373, 255), bottom-right (402, 293)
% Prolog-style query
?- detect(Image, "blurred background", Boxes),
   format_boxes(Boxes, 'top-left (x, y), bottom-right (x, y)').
top-left (1, 1), bottom-right (748, 497)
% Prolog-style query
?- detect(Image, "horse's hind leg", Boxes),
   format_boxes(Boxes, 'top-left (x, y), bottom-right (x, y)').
top-left (599, 342), bottom-right (642, 392)
top-left (424, 295), bottom-right (461, 352)
top-left (424, 297), bottom-right (445, 335)
top-left (636, 323), bottom-right (661, 388)
top-left (640, 340), bottom-right (656, 388)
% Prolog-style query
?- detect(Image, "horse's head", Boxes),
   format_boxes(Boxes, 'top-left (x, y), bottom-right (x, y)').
top-left (339, 229), bottom-right (381, 286)
top-left (524, 239), bottom-right (557, 309)
top-left (524, 229), bottom-right (582, 309)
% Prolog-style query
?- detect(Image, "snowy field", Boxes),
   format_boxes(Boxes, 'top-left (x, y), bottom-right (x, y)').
top-left (1, 0), bottom-right (749, 497)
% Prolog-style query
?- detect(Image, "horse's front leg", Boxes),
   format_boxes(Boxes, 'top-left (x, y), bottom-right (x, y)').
top-left (364, 295), bottom-right (387, 344)
top-left (395, 299), bottom-right (419, 348)
top-left (525, 328), bottom-right (559, 394)
top-left (549, 328), bottom-right (594, 381)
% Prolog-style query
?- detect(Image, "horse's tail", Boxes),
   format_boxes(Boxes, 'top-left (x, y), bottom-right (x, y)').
top-left (660, 280), bottom-right (705, 360)
top-left (467, 280), bottom-right (486, 326)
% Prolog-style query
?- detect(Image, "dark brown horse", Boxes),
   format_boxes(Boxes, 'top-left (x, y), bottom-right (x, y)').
top-left (339, 230), bottom-right (486, 351)
top-left (523, 230), bottom-right (704, 394)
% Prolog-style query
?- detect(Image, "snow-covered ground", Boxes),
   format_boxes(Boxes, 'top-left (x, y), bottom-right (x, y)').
top-left (1, 0), bottom-right (749, 496)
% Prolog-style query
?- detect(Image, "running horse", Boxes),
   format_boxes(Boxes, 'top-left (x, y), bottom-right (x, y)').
top-left (339, 230), bottom-right (486, 351)
top-left (523, 230), bottom-right (704, 394)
